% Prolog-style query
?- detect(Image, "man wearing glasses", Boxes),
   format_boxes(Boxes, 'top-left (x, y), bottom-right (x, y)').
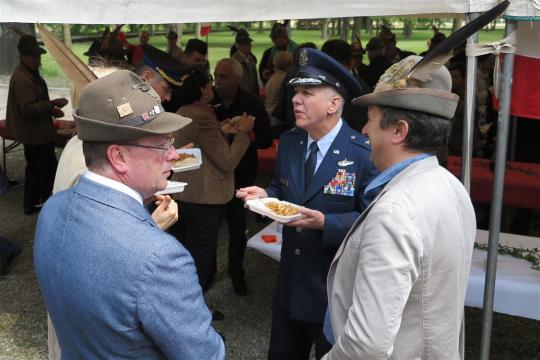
top-left (34, 70), bottom-right (225, 359)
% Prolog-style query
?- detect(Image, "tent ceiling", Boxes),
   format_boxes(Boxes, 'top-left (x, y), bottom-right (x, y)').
top-left (0, 0), bottom-right (536, 24)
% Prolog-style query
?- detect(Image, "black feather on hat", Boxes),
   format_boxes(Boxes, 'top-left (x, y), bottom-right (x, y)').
top-left (353, 0), bottom-right (510, 119)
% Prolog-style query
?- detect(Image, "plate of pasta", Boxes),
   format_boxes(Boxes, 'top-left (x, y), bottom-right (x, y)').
top-left (245, 198), bottom-right (302, 223)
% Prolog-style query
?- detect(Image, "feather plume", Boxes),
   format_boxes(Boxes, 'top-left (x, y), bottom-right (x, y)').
top-left (227, 25), bottom-right (239, 33)
top-left (9, 27), bottom-right (29, 37)
top-left (408, 0), bottom-right (510, 82)
top-left (37, 24), bottom-right (97, 91)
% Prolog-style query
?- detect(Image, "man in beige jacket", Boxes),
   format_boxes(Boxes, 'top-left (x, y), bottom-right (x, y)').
top-left (321, 55), bottom-right (476, 359)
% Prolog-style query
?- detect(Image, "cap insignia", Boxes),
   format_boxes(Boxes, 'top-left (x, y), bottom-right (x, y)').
top-left (117, 103), bottom-right (133, 118)
top-left (298, 49), bottom-right (308, 67)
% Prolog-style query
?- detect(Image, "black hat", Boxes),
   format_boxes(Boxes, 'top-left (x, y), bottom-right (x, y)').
top-left (141, 44), bottom-right (191, 87)
top-left (270, 23), bottom-right (288, 38)
top-left (288, 48), bottom-right (363, 101)
top-left (17, 35), bottom-right (46, 56)
top-left (166, 30), bottom-right (178, 39)
top-left (365, 37), bottom-right (384, 52)
top-left (184, 39), bottom-right (208, 55)
top-left (235, 29), bottom-right (253, 44)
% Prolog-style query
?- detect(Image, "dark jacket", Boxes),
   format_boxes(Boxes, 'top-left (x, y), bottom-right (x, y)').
top-left (266, 123), bottom-right (379, 323)
top-left (6, 62), bottom-right (55, 145)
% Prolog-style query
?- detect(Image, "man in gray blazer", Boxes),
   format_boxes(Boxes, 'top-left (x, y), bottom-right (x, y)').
top-left (34, 70), bottom-right (224, 359)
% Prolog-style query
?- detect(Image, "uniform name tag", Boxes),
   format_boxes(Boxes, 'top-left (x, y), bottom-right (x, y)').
top-left (324, 169), bottom-right (355, 196)
top-left (279, 178), bottom-right (289, 187)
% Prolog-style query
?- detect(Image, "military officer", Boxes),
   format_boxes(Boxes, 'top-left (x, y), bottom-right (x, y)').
top-left (237, 48), bottom-right (378, 360)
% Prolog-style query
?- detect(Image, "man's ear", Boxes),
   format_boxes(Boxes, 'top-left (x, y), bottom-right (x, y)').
top-left (327, 95), bottom-right (343, 116)
top-left (107, 145), bottom-right (129, 174)
top-left (391, 119), bottom-right (409, 144)
top-left (141, 69), bottom-right (153, 81)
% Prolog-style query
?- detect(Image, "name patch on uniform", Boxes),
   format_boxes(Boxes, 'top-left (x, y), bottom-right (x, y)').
top-left (279, 178), bottom-right (289, 187)
top-left (324, 169), bottom-right (355, 196)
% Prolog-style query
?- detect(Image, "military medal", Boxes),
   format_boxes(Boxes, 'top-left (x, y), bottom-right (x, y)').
top-left (338, 159), bottom-right (354, 167)
top-left (324, 169), bottom-right (356, 197)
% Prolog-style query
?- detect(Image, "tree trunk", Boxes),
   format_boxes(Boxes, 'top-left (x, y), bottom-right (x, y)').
top-left (402, 19), bottom-right (413, 39)
top-left (62, 24), bottom-right (72, 48)
top-left (336, 18), bottom-right (342, 38)
top-left (330, 18), bottom-right (337, 37)
top-left (195, 23), bottom-right (202, 39)
top-left (341, 17), bottom-right (350, 41)
top-left (176, 24), bottom-right (184, 47)
top-left (452, 18), bottom-right (462, 33)
top-left (322, 18), bottom-right (329, 40)
top-left (0, 23), bottom-right (35, 75)
top-left (352, 17), bottom-right (362, 43)
top-left (258, 21), bottom-right (264, 33)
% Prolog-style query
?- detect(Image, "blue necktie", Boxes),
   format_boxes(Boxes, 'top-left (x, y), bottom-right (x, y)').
top-left (305, 141), bottom-right (318, 190)
top-left (323, 307), bottom-right (336, 344)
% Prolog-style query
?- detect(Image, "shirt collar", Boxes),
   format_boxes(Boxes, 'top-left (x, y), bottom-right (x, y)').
top-left (364, 153), bottom-right (432, 201)
top-left (306, 119), bottom-right (343, 158)
top-left (83, 170), bottom-right (144, 205)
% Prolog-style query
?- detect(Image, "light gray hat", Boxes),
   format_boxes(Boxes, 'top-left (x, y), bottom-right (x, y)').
top-left (352, 55), bottom-right (459, 119)
top-left (74, 70), bottom-right (191, 142)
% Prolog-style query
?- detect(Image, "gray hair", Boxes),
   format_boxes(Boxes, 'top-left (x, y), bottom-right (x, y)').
top-left (379, 106), bottom-right (451, 153)
top-left (82, 141), bottom-right (113, 170)
top-left (217, 58), bottom-right (243, 79)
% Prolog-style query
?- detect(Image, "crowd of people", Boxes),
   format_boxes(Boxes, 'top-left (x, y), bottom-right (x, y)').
top-left (2, 7), bottom-right (529, 358)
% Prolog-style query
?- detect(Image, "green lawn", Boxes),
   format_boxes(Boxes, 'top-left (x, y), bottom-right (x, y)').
top-left (41, 28), bottom-right (505, 87)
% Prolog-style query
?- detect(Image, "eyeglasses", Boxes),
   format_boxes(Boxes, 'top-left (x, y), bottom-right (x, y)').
top-left (121, 138), bottom-right (175, 151)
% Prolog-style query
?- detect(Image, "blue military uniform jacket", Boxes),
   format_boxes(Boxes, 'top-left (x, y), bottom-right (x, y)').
top-left (34, 176), bottom-right (224, 359)
top-left (266, 122), bottom-right (379, 323)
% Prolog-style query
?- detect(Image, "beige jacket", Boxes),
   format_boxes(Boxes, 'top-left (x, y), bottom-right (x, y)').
top-left (323, 157), bottom-right (476, 360)
top-left (172, 104), bottom-right (250, 205)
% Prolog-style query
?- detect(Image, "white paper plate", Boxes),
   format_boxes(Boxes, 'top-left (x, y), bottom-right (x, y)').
top-left (172, 148), bottom-right (202, 172)
top-left (245, 198), bottom-right (302, 223)
top-left (155, 181), bottom-right (187, 195)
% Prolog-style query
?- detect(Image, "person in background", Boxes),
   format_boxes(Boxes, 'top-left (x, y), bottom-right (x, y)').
top-left (264, 50), bottom-right (293, 138)
top-left (358, 37), bottom-right (392, 90)
top-left (237, 48), bottom-right (378, 360)
top-left (211, 58), bottom-right (273, 295)
top-left (123, 30), bottom-right (150, 65)
top-left (182, 39), bottom-right (208, 67)
top-left (321, 39), bottom-right (372, 132)
top-left (5, 35), bottom-right (68, 215)
top-left (232, 30), bottom-right (259, 96)
top-left (168, 69), bottom-right (253, 293)
top-left (166, 29), bottom-right (184, 62)
top-left (259, 22), bottom-right (298, 85)
top-left (34, 70), bottom-right (224, 359)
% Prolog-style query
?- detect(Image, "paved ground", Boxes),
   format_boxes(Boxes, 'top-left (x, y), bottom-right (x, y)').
top-left (0, 84), bottom-right (539, 359)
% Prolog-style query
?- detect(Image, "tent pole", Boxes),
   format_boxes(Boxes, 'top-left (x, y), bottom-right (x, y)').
top-left (459, 13), bottom-right (479, 359)
top-left (462, 12), bottom-right (479, 191)
top-left (479, 19), bottom-right (517, 360)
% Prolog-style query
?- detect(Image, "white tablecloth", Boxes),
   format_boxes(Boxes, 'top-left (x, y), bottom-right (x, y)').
top-left (247, 223), bottom-right (540, 320)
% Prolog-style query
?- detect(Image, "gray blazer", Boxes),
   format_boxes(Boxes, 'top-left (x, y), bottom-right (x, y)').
top-left (323, 157), bottom-right (476, 360)
top-left (34, 176), bottom-right (225, 359)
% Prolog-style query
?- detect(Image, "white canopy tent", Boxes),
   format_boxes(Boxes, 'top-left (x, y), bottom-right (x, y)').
top-left (1, 1), bottom-right (538, 360)
top-left (0, 0), bottom-right (538, 23)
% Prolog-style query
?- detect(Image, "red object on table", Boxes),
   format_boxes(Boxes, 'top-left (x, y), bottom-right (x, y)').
top-left (446, 156), bottom-right (540, 209)
top-left (261, 234), bottom-right (277, 243)
top-left (257, 143), bottom-right (540, 210)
